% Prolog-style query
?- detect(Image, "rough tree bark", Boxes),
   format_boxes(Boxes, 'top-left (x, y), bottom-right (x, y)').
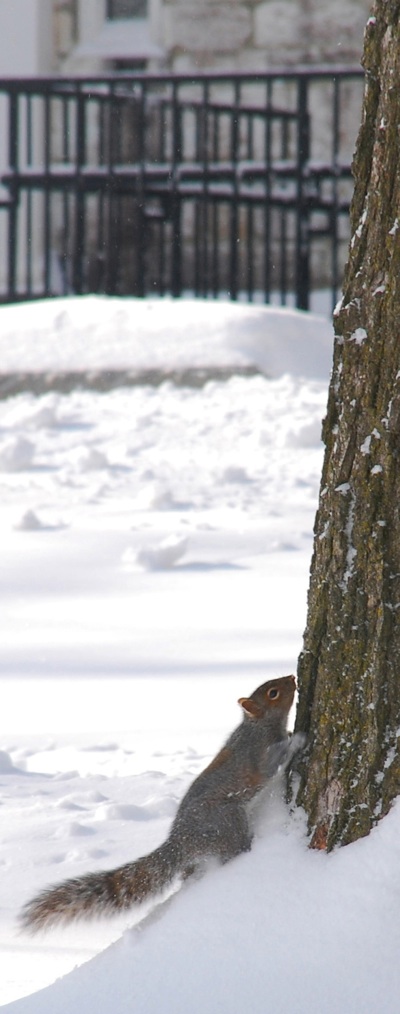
top-left (295, 0), bottom-right (400, 850)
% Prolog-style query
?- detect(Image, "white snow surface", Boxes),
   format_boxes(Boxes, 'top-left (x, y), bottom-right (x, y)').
top-left (1, 297), bottom-right (399, 1014)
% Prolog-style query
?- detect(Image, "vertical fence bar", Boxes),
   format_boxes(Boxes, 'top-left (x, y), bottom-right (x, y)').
top-left (7, 86), bottom-right (19, 299)
top-left (331, 74), bottom-right (340, 312)
top-left (279, 113), bottom-right (289, 304)
top-left (61, 91), bottom-right (71, 294)
top-left (105, 80), bottom-right (118, 295)
top-left (211, 102), bottom-right (219, 298)
top-left (73, 81), bottom-right (85, 294)
top-left (96, 91), bottom-right (106, 293)
top-left (114, 84), bottom-right (123, 292)
top-left (263, 77), bottom-right (272, 303)
top-left (295, 74), bottom-right (310, 310)
top-left (200, 77), bottom-right (210, 296)
top-left (229, 78), bottom-right (240, 300)
top-left (194, 102), bottom-right (201, 296)
top-left (246, 109), bottom-right (254, 300)
top-left (158, 94), bottom-right (167, 294)
top-left (136, 78), bottom-right (146, 296)
top-left (171, 79), bottom-right (182, 297)
top-left (43, 87), bottom-right (51, 294)
top-left (26, 93), bottom-right (33, 295)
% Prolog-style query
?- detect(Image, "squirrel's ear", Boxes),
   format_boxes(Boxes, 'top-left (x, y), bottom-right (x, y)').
top-left (238, 697), bottom-right (263, 719)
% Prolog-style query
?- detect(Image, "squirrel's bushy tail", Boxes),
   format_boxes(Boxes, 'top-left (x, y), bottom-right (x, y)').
top-left (21, 840), bottom-right (182, 932)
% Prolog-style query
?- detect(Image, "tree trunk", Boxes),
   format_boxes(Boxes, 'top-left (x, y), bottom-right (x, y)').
top-left (295, 0), bottom-right (400, 850)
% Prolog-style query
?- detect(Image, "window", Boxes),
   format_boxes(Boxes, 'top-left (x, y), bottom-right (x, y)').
top-left (106, 0), bottom-right (148, 18)
top-left (112, 58), bottom-right (147, 71)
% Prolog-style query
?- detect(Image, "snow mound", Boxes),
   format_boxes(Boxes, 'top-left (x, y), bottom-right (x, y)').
top-left (134, 535), bottom-right (188, 571)
top-left (0, 750), bottom-right (16, 773)
top-left (15, 510), bottom-right (44, 531)
top-left (76, 448), bottom-right (110, 472)
top-left (5, 799), bottom-right (400, 1014)
top-left (0, 297), bottom-right (333, 381)
top-left (0, 436), bottom-right (34, 471)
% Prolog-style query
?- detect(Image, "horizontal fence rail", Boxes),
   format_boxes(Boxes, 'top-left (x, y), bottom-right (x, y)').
top-left (0, 69), bottom-right (364, 309)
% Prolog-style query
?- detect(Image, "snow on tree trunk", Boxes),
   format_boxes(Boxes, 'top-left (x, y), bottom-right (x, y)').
top-left (295, 0), bottom-right (400, 850)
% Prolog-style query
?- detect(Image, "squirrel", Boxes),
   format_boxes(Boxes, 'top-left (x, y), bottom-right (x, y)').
top-left (21, 674), bottom-right (303, 931)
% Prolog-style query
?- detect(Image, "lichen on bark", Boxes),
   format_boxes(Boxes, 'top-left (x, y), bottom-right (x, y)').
top-left (295, 0), bottom-right (400, 850)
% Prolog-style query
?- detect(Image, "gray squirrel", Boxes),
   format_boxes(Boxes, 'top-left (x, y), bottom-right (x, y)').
top-left (21, 674), bottom-right (304, 931)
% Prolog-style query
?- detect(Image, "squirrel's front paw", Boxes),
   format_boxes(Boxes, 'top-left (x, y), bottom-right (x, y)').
top-left (290, 732), bottom-right (306, 749)
top-left (287, 732), bottom-right (307, 761)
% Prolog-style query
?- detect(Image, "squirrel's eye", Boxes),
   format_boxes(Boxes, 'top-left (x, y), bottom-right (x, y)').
top-left (268, 688), bottom-right (279, 700)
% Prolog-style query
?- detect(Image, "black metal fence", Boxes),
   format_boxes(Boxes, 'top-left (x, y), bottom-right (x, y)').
top-left (0, 68), bottom-right (364, 310)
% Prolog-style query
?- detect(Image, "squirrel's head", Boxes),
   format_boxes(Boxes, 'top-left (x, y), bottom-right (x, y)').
top-left (238, 674), bottom-right (296, 721)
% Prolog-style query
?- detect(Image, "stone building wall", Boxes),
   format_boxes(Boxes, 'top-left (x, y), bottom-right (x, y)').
top-left (52, 0), bottom-right (372, 75)
top-left (162, 0), bottom-right (371, 72)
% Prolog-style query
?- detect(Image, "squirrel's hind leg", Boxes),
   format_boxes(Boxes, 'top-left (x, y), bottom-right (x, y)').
top-left (182, 806), bottom-right (253, 876)
top-left (182, 859), bottom-right (207, 881)
top-left (218, 807), bottom-right (253, 863)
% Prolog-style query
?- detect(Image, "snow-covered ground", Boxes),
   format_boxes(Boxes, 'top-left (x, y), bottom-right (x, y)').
top-left (2, 297), bottom-right (399, 1014)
